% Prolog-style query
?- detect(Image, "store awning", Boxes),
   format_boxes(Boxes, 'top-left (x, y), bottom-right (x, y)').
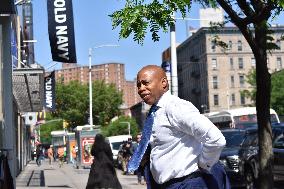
top-left (12, 68), bottom-right (45, 112)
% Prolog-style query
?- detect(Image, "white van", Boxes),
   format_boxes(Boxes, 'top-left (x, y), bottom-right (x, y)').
top-left (107, 135), bottom-right (132, 165)
top-left (206, 107), bottom-right (280, 129)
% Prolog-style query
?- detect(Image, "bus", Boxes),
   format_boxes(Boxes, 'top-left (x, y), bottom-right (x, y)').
top-left (51, 130), bottom-right (66, 147)
top-left (206, 107), bottom-right (280, 129)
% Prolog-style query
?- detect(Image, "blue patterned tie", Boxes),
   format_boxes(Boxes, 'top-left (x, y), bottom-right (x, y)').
top-left (127, 105), bottom-right (158, 172)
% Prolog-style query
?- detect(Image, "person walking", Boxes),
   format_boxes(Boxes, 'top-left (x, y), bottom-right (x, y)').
top-left (127, 65), bottom-right (229, 189)
top-left (135, 133), bottom-right (146, 185)
top-left (121, 141), bottom-right (133, 175)
top-left (57, 146), bottom-right (64, 168)
top-left (35, 145), bottom-right (43, 166)
top-left (71, 145), bottom-right (77, 167)
top-left (47, 145), bottom-right (54, 165)
top-left (86, 134), bottom-right (122, 189)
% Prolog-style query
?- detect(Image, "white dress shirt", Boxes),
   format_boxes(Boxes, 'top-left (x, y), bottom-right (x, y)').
top-left (149, 91), bottom-right (226, 184)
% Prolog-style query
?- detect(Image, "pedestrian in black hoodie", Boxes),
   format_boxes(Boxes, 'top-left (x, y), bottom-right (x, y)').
top-left (86, 134), bottom-right (122, 189)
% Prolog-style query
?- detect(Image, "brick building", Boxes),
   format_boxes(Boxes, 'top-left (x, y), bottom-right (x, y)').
top-left (51, 63), bottom-right (141, 110)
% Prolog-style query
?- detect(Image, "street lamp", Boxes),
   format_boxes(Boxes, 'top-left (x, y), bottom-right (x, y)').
top-left (88, 44), bottom-right (119, 128)
top-left (120, 121), bottom-right (131, 136)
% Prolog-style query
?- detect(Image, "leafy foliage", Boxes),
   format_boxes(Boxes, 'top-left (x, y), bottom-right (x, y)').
top-left (92, 80), bottom-right (123, 126)
top-left (39, 117), bottom-right (63, 144)
top-left (241, 69), bottom-right (256, 105)
top-left (111, 1), bottom-right (284, 44)
top-left (51, 81), bottom-right (89, 130)
top-left (110, 0), bottom-right (193, 44)
top-left (241, 69), bottom-right (284, 116)
top-left (271, 70), bottom-right (284, 116)
top-left (101, 116), bottom-right (139, 137)
top-left (50, 80), bottom-right (123, 131)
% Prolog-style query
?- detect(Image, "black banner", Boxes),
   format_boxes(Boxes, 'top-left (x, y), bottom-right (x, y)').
top-left (44, 71), bottom-right (56, 111)
top-left (0, 0), bottom-right (16, 14)
top-left (47, 0), bottom-right (77, 63)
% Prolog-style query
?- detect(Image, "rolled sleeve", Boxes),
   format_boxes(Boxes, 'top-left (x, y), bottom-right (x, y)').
top-left (168, 100), bottom-right (226, 172)
top-left (198, 126), bottom-right (226, 171)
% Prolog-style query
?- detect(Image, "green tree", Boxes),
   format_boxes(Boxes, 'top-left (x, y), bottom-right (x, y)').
top-left (101, 116), bottom-right (139, 137)
top-left (52, 81), bottom-right (89, 130)
top-left (50, 80), bottom-right (123, 130)
top-left (271, 70), bottom-right (284, 116)
top-left (92, 80), bottom-right (123, 126)
top-left (242, 69), bottom-right (284, 116)
top-left (39, 119), bottom-right (63, 144)
top-left (241, 69), bottom-right (256, 105)
top-left (110, 1), bottom-right (284, 188)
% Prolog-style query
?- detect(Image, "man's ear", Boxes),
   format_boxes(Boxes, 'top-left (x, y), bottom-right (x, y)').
top-left (161, 77), bottom-right (168, 89)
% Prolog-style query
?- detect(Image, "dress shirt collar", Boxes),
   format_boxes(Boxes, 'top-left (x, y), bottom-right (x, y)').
top-left (156, 90), bottom-right (171, 109)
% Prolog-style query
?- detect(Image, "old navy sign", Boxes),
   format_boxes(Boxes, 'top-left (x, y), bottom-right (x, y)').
top-left (44, 71), bottom-right (56, 111)
top-left (47, 0), bottom-right (77, 63)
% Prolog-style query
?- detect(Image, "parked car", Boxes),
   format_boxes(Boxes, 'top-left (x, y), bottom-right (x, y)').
top-left (220, 126), bottom-right (284, 188)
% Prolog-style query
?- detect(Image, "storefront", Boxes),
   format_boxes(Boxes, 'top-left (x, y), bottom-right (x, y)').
top-left (0, 3), bottom-right (17, 186)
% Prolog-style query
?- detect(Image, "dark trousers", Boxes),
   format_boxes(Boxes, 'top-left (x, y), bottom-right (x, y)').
top-left (146, 162), bottom-right (230, 189)
top-left (137, 166), bottom-right (146, 183)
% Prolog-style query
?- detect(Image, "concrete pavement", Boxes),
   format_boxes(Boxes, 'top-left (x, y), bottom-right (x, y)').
top-left (16, 159), bottom-right (146, 189)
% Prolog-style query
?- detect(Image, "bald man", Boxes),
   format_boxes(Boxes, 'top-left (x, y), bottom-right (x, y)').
top-left (132, 65), bottom-right (228, 189)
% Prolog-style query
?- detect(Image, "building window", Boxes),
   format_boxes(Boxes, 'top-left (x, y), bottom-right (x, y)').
top-left (276, 40), bottom-right (281, 50)
top-left (230, 58), bottom-right (234, 70)
top-left (213, 76), bottom-right (218, 89)
top-left (240, 94), bottom-right (246, 105)
top-left (277, 57), bottom-right (282, 70)
top-left (211, 41), bottom-right (216, 52)
top-left (228, 40), bottom-right (232, 50)
top-left (238, 40), bottom-right (242, 51)
top-left (230, 75), bottom-right (235, 88)
top-left (267, 58), bottom-right (270, 69)
top-left (231, 94), bottom-right (236, 105)
top-left (239, 75), bottom-right (245, 87)
top-left (214, 94), bottom-right (219, 106)
top-left (238, 58), bottom-right (244, 69)
top-left (212, 58), bottom-right (217, 70)
top-left (251, 58), bottom-right (256, 68)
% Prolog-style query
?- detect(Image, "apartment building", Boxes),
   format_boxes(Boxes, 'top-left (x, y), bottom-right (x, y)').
top-left (124, 80), bottom-right (141, 109)
top-left (172, 26), bottom-right (284, 113)
top-left (52, 63), bottom-right (140, 109)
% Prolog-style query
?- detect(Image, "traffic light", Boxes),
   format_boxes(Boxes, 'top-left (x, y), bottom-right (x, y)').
top-left (63, 120), bottom-right (69, 129)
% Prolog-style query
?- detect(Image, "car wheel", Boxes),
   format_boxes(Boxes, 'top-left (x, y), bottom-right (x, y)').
top-left (245, 168), bottom-right (255, 189)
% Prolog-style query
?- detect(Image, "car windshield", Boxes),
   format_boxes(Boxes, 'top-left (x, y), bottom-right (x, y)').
top-left (234, 114), bottom-right (279, 125)
top-left (235, 122), bottom-right (257, 129)
top-left (111, 142), bottom-right (124, 150)
top-left (222, 131), bottom-right (246, 147)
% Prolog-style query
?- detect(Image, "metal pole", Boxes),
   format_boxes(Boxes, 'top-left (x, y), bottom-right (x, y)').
top-left (88, 48), bottom-right (93, 128)
top-left (170, 13), bottom-right (178, 96)
top-left (88, 44), bottom-right (119, 128)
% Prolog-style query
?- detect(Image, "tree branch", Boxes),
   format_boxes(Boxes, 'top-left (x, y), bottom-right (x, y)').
top-left (216, 0), bottom-right (257, 50)
top-left (243, 1), bottom-right (276, 24)
top-left (217, 0), bottom-right (242, 24)
top-left (250, 0), bottom-right (263, 12)
top-left (236, 0), bottom-right (255, 17)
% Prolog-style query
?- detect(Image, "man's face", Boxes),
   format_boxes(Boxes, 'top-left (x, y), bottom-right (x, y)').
top-left (136, 135), bottom-right (141, 142)
top-left (137, 69), bottom-right (165, 105)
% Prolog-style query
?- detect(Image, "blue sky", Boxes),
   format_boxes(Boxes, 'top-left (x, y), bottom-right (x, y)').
top-left (33, 1), bottom-right (284, 80)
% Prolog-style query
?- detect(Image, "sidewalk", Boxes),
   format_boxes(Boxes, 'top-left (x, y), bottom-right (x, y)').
top-left (16, 159), bottom-right (146, 189)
